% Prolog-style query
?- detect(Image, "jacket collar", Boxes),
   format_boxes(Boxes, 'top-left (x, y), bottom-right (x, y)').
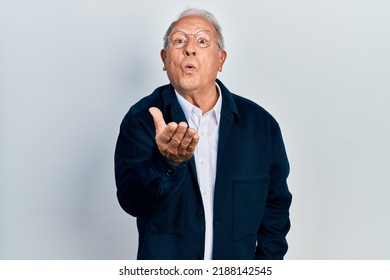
top-left (160, 79), bottom-right (240, 124)
top-left (216, 79), bottom-right (240, 123)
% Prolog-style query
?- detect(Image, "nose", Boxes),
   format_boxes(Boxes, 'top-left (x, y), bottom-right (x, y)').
top-left (185, 50), bottom-right (196, 56)
top-left (183, 36), bottom-right (196, 56)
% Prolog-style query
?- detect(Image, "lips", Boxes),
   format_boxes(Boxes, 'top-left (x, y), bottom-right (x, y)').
top-left (183, 63), bottom-right (197, 74)
top-left (184, 63), bottom-right (196, 69)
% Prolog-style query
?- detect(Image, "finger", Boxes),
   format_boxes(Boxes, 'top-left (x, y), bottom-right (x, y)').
top-left (149, 107), bottom-right (166, 134)
top-left (158, 122), bottom-right (177, 145)
top-left (178, 127), bottom-right (197, 155)
top-left (167, 122), bottom-right (188, 149)
top-left (186, 133), bottom-right (200, 153)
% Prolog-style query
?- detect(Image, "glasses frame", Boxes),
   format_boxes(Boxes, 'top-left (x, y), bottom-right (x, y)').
top-left (168, 30), bottom-right (219, 49)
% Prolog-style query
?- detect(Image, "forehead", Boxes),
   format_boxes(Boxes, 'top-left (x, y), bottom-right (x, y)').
top-left (173, 15), bottom-right (216, 33)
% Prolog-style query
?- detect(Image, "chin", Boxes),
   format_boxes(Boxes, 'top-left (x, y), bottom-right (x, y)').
top-left (177, 78), bottom-right (199, 92)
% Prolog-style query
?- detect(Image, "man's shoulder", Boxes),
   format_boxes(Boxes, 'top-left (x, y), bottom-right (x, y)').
top-left (131, 84), bottom-right (171, 112)
top-left (228, 90), bottom-right (276, 122)
top-left (231, 93), bottom-right (282, 134)
top-left (122, 84), bottom-right (172, 122)
top-left (232, 93), bottom-right (269, 114)
top-left (218, 80), bottom-right (273, 118)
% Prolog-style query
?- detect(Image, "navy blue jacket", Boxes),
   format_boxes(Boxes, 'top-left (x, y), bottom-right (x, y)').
top-left (114, 79), bottom-right (292, 260)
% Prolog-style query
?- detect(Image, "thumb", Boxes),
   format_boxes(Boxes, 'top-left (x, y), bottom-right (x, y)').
top-left (149, 107), bottom-right (166, 134)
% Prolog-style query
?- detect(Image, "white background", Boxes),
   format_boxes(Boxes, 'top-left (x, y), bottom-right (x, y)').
top-left (1, 0), bottom-right (389, 259)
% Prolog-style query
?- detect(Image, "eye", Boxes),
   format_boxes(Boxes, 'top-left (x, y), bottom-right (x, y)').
top-left (174, 38), bottom-right (186, 44)
top-left (198, 38), bottom-right (207, 44)
top-left (195, 31), bottom-right (213, 47)
top-left (198, 37), bottom-right (209, 44)
top-left (172, 37), bottom-right (187, 47)
top-left (169, 31), bottom-right (187, 47)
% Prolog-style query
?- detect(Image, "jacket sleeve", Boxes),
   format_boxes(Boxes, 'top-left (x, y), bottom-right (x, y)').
top-left (114, 109), bottom-right (188, 218)
top-left (255, 123), bottom-right (292, 259)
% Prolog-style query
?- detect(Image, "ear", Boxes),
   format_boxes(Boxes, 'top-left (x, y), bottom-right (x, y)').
top-left (218, 50), bottom-right (227, 72)
top-left (160, 49), bottom-right (168, 71)
top-left (160, 49), bottom-right (167, 62)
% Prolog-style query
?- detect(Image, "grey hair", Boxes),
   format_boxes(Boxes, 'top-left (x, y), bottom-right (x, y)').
top-left (163, 8), bottom-right (225, 50)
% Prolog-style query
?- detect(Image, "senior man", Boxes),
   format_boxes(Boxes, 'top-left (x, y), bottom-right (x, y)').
top-left (114, 8), bottom-right (292, 260)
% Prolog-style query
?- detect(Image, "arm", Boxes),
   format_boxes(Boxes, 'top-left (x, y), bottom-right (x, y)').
top-left (255, 124), bottom-right (292, 259)
top-left (114, 107), bottom-right (198, 218)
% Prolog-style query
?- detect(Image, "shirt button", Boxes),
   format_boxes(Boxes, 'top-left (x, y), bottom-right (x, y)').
top-left (166, 169), bottom-right (173, 177)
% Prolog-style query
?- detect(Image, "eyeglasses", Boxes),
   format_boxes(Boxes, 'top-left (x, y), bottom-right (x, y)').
top-left (168, 30), bottom-right (218, 49)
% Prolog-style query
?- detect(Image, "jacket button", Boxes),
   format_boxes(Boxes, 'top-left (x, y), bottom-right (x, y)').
top-left (196, 211), bottom-right (204, 218)
top-left (198, 255), bottom-right (204, 260)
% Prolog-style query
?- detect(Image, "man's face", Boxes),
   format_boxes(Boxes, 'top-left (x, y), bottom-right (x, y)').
top-left (161, 15), bottom-right (227, 95)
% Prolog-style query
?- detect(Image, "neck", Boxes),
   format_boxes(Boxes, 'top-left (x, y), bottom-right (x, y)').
top-left (178, 85), bottom-right (219, 114)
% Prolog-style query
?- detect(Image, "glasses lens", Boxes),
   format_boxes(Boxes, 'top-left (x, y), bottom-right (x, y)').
top-left (170, 31), bottom-right (187, 48)
top-left (195, 31), bottom-right (213, 48)
top-left (169, 30), bottom-right (215, 49)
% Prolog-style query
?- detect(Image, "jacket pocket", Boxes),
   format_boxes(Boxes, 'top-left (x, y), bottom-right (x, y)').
top-left (232, 177), bottom-right (269, 241)
top-left (147, 191), bottom-right (187, 237)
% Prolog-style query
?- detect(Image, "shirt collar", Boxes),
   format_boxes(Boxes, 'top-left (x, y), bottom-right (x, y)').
top-left (175, 83), bottom-right (222, 125)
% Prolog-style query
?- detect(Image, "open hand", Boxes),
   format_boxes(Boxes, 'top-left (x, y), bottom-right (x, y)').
top-left (149, 107), bottom-right (199, 164)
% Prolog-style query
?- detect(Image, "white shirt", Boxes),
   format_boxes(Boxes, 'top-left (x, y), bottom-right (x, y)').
top-left (175, 84), bottom-right (222, 260)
